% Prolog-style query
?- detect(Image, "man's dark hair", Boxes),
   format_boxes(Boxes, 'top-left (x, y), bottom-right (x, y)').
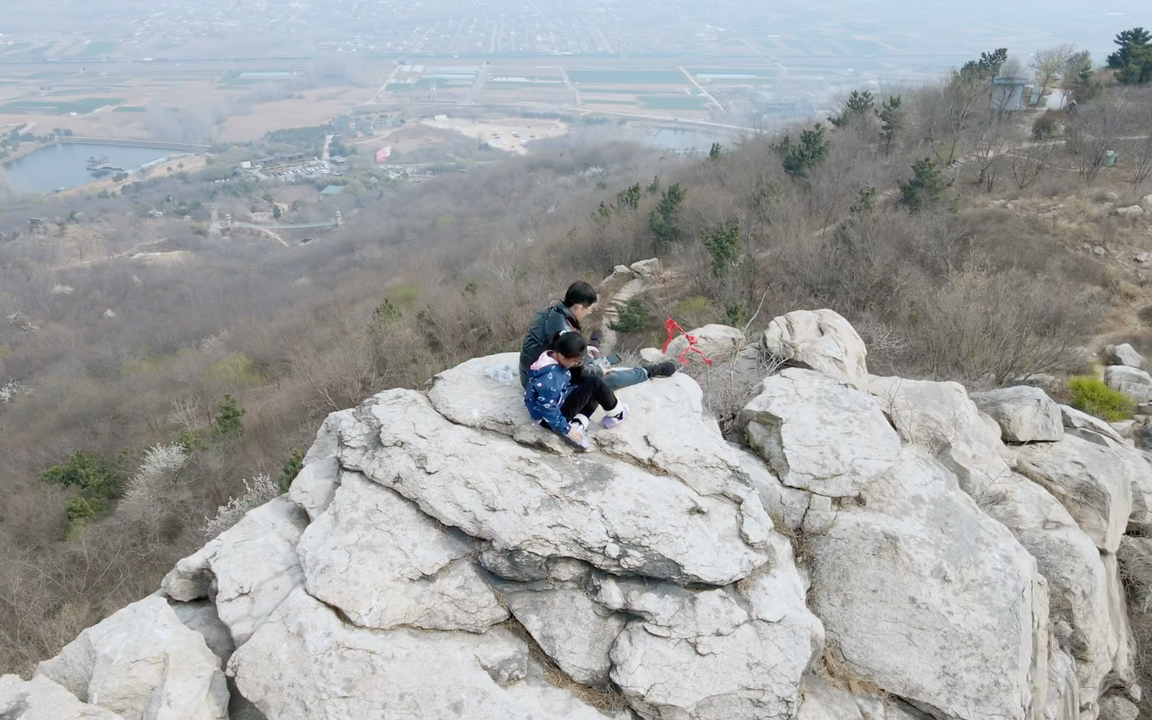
top-left (552, 331), bottom-right (587, 359)
top-left (563, 281), bottom-right (598, 308)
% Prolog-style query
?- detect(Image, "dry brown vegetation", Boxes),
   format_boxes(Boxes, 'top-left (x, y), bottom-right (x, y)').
top-left (1, 67), bottom-right (1151, 680)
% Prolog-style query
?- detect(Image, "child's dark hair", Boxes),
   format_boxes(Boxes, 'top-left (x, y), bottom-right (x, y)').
top-left (563, 281), bottom-right (598, 308)
top-left (552, 331), bottom-right (587, 359)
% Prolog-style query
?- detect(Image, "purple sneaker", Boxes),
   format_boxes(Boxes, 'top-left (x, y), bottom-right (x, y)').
top-left (602, 403), bottom-right (630, 429)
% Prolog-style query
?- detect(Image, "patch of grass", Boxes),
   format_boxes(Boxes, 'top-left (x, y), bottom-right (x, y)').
top-left (1067, 375), bottom-right (1135, 421)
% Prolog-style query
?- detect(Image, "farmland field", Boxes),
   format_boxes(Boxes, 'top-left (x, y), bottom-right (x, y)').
top-left (567, 70), bottom-right (686, 85)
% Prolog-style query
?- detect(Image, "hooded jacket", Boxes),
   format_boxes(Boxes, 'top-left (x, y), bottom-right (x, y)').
top-left (519, 301), bottom-right (579, 388)
top-left (524, 351), bottom-right (574, 434)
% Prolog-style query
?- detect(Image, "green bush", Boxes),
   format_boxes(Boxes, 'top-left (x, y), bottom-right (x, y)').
top-left (674, 296), bottom-right (717, 328)
top-left (609, 299), bottom-right (655, 334)
top-left (41, 451), bottom-right (122, 499)
top-left (1067, 375), bottom-right (1135, 421)
top-left (212, 394), bottom-right (246, 441)
top-left (276, 449), bottom-right (305, 493)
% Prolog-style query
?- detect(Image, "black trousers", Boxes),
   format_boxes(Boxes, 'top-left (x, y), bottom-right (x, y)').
top-left (561, 373), bottom-right (618, 421)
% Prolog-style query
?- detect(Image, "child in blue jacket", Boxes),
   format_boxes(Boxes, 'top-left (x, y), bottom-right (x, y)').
top-left (524, 332), bottom-right (629, 449)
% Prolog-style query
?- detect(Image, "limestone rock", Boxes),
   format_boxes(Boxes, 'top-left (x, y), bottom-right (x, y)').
top-left (36, 595), bottom-right (228, 720)
top-left (338, 389), bottom-right (772, 586)
top-left (228, 588), bottom-right (625, 720)
top-left (297, 470), bottom-right (507, 632)
top-left (1061, 404), bottom-right (1125, 444)
top-left (663, 324), bottom-right (746, 364)
top-left (302, 408), bottom-right (355, 464)
top-left (603, 533), bottom-right (823, 720)
top-left (1016, 434), bottom-right (1135, 552)
top-left (630, 257), bottom-right (660, 278)
top-left (1115, 205), bottom-right (1145, 219)
top-left (760, 309), bottom-right (868, 389)
top-left (793, 675), bottom-right (863, 720)
top-left (1099, 693), bottom-right (1139, 720)
top-left (592, 372), bottom-right (773, 545)
top-left (171, 599), bottom-right (236, 666)
top-left (1107, 343), bottom-right (1146, 369)
top-left (287, 456), bottom-right (339, 521)
top-left (489, 565), bottom-right (627, 686)
top-left (739, 368), bottom-right (901, 497)
top-left (428, 351), bottom-right (526, 433)
top-left (1105, 365), bottom-right (1152, 403)
top-left (1045, 647), bottom-right (1080, 720)
top-left (0, 675), bottom-right (125, 720)
top-left (807, 448), bottom-right (1048, 720)
top-left (161, 496), bottom-right (307, 645)
top-left (971, 386), bottom-right (1063, 443)
top-left (869, 376), bottom-right (1135, 707)
top-left (639, 346), bottom-right (664, 363)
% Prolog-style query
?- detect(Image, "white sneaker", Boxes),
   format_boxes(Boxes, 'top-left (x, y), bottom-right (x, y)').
top-left (602, 403), bottom-right (629, 429)
top-left (571, 414), bottom-right (590, 432)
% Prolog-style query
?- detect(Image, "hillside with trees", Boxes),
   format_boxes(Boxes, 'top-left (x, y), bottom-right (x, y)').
top-left (2, 30), bottom-right (1152, 709)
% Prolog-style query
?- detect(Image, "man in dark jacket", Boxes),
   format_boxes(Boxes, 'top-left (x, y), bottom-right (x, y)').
top-left (518, 281), bottom-right (675, 389)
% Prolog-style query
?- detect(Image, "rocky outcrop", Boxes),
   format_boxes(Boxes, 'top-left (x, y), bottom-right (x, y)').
top-left (1105, 365), bottom-right (1152, 403)
top-left (27, 308), bottom-right (1152, 720)
top-left (972, 386), bottom-right (1064, 443)
top-left (739, 368), bottom-right (901, 497)
top-left (161, 495), bottom-right (307, 645)
top-left (0, 675), bottom-right (126, 720)
top-left (805, 448), bottom-right (1049, 720)
top-left (1107, 343), bottom-right (1146, 369)
top-left (760, 309), bottom-right (869, 389)
top-left (35, 595), bottom-right (228, 720)
top-left (662, 323), bottom-right (747, 363)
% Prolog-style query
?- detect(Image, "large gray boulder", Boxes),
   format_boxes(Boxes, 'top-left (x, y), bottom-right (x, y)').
top-left (871, 376), bottom-right (1134, 709)
top-left (1015, 435), bottom-right (1135, 552)
top-left (161, 495), bottom-right (308, 645)
top-left (487, 562), bottom-right (627, 686)
top-left (662, 323), bottom-right (746, 364)
top-left (971, 386), bottom-right (1063, 443)
top-left (0, 675), bottom-right (125, 720)
top-left (761, 309), bottom-right (869, 389)
top-left (807, 448), bottom-right (1049, 720)
top-left (1104, 365), bottom-right (1152, 403)
top-left (738, 368), bottom-right (901, 497)
top-left (1060, 404), bottom-right (1125, 444)
top-left (228, 588), bottom-right (628, 720)
top-left (35, 595), bottom-right (228, 720)
top-left (1106, 343), bottom-right (1145, 369)
top-left (337, 389), bottom-right (773, 586)
top-left (428, 351), bottom-right (526, 434)
top-left (602, 532), bottom-right (823, 720)
top-left (297, 470), bottom-right (507, 632)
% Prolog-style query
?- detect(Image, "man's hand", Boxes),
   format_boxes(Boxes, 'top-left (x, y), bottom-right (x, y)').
top-left (587, 346), bottom-right (601, 358)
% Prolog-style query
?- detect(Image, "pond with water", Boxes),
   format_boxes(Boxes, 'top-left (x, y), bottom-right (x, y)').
top-left (2, 142), bottom-right (176, 195)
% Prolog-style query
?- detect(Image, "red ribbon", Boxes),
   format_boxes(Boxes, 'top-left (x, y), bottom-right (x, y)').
top-left (661, 318), bottom-right (714, 365)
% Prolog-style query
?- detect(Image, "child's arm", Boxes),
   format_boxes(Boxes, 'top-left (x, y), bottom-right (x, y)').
top-left (529, 369), bottom-right (571, 435)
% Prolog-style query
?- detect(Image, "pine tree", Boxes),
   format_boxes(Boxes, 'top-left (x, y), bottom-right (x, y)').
top-left (773, 124), bottom-right (831, 180)
top-left (1107, 27), bottom-right (1152, 84)
top-left (876, 95), bottom-right (903, 153)
top-left (899, 159), bottom-right (947, 212)
top-left (829, 90), bottom-right (875, 128)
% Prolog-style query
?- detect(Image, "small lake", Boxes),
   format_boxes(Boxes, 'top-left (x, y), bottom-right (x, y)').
top-left (2, 143), bottom-right (176, 195)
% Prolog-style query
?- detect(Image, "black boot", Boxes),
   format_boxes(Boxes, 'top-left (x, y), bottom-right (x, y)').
top-left (643, 361), bottom-right (678, 378)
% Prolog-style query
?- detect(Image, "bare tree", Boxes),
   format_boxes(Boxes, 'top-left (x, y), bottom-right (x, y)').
top-left (1031, 44), bottom-right (1076, 98)
top-left (1010, 140), bottom-right (1056, 189)
top-left (968, 118), bottom-right (1019, 192)
top-left (1068, 91), bottom-right (1129, 181)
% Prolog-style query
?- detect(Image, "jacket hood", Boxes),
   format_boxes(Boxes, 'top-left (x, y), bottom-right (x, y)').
top-left (530, 351), bottom-right (562, 372)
